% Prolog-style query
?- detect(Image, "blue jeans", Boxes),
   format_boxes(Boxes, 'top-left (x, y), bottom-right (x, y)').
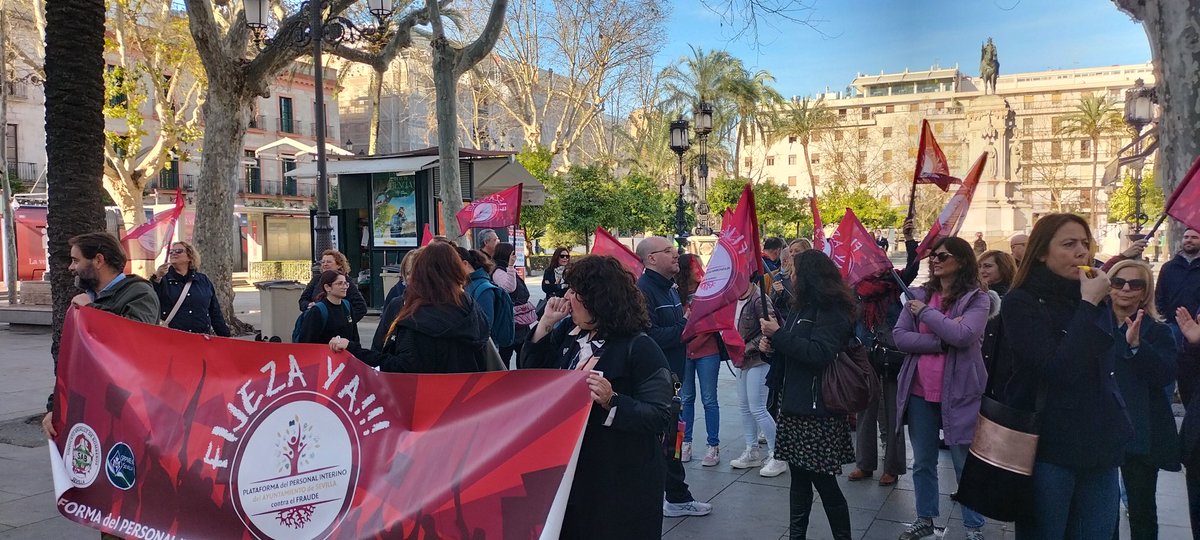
top-left (682, 354), bottom-right (720, 447)
top-left (906, 395), bottom-right (985, 529)
top-left (1016, 462), bottom-right (1118, 539)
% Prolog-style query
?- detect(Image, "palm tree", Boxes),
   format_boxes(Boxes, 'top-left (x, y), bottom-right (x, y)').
top-left (773, 96), bottom-right (839, 198)
top-left (659, 46), bottom-right (746, 176)
top-left (729, 69), bottom-right (783, 179)
top-left (44, 0), bottom-right (108, 361)
top-left (1056, 94), bottom-right (1125, 229)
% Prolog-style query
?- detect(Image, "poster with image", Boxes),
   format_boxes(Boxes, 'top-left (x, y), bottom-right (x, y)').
top-left (373, 173), bottom-right (418, 247)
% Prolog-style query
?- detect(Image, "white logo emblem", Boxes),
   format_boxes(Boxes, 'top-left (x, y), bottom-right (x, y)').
top-left (64, 423), bottom-right (102, 489)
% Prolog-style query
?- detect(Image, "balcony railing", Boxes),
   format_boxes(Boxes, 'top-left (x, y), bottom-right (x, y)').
top-left (5, 82), bottom-right (29, 99)
top-left (248, 114), bottom-right (269, 130)
top-left (6, 161), bottom-right (38, 183)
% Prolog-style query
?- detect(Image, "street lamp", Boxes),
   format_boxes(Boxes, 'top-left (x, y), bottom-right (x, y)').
top-left (693, 102), bottom-right (713, 234)
top-left (243, 0), bottom-right (391, 253)
top-left (1123, 78), bottom-right (1157, 237)
top-left (669, 116), bottom-right (691, 252)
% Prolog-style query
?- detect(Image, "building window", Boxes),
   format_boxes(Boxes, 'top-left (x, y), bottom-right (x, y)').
top-left (1080, 139), bottom-right (1091, 159)
top-left (159, 156), bottom-right (180, 189)
top-left (908, 125), bottom-right (918, 136)
top-left (766, 155), bottom-right (775, 166)
top-left (858, 128), bottom-right (867, 140)
top-left (744, 157), bottom-right (752, 168)
top-left (1051, 140), bottom-right (1062, 159)
top-left (838, 108), bottom-right (847, 117)
top-left (282, 156), bottom-right (297, 195)
top-left (908, 147), bottom-right (918, 159)
top-left (1023, 117), bottom-right (1033, 130)
top-left (885, 105), bottom-right (894, 113)
top-left (858, 173), bottom-right (867, 183)
top-left (908, 104), bottom-right (920, 112)
top-left (861, 107), bottom-right (870, 120)
top-left (1023, 95), bottom-right (1034, 105)
top-left (1051, 117), bottom-right (1062, 133)
top-left (746, 130), bottom-right (755, 143)
top-left (788, 135), bottom-right (797, 144)
top-left (834, 131), bottom-right (844, 141)
top-left (788, 175), bottom-right (797, 186)
top-left (245, 149), bottom-right (261, 193)
top-left (883, 127), bottom-right (893, 137)
top-left (810, 154), bottom-right (820, 164)
top-left (934, 122), bottom-right (944, 133)
top-left (883, 149), bottom-right (893, 161)
top-left (883, 172), bottom-right (894, 183)
top-left (812, 175), bottom-right (819, 185)
top-left (859, 151), bottom-right (867, 162)
top-left (1023, 140), bottom-right (1033, 157)
top-left (279, 97), bottom-right (294, 133)
top-left (1052, 92), bottom-right (1062, 103)
top-left (834, 152), bottom-right (844, 163)
top-left (788, 154), bottom-right (797, 165)
top-left (4, 124), bottom-right (15, 162)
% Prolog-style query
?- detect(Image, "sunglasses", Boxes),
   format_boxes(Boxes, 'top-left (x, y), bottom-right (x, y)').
top-left (1109, 277), bottom-right (1147, 291)
top-left (168, 249), bottom-right (186, 255)
top-left (930, 252), bottom-right (955, 263)
top-left (559, 255), bottom-right (570, 259)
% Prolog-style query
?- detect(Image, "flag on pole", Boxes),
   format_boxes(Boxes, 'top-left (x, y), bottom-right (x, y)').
top-left (591, 227), bottom-right (644, 276)
top-left (420, 223), bottom-right (434, 246)
top-left (682, 183), bottom-right (760, 364)
top-left (828, 208), bottom-right (895, 287)
top-left (915, 152), bottom-right (988, 259)
top-left (912, 119), bottom-right (959, 191)
top-left (456, 183), bottom-right (523, 233)
top-left (811, 196), bottom-right (827, 253)
top-left (120, 186), bottom-right (184, 256)
top-left (1163, 155), bottom-right (1200, 233)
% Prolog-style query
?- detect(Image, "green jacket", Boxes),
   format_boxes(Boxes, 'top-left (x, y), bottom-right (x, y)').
top-left (90, 274), bottom-right (160, 324)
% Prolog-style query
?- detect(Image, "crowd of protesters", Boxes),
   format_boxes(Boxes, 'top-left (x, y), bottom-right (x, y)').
top-left (38, 213), bottom-right (1200, 540)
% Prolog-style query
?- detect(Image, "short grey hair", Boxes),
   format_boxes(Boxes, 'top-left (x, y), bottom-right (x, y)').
top-left (476, 229), bottom-right (498, 249)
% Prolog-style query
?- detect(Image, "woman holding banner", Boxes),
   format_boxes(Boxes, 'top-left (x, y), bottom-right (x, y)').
top-left (519, 255), bottom-right (674, 539)
top-left (151, 241), bottom-right (230, 336)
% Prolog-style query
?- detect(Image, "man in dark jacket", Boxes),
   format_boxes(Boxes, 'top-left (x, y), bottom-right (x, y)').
top-left (635, 236), bottom-right (713, 518)
top-left (43, 232), bottom-right (160, 437)
top-left (1156, 228), bottom-right (1200, 326)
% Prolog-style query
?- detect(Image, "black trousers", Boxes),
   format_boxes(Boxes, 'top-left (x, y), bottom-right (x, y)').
top-left (665, 356), bottom-right (695, 504)
top-left (1188, 465), bottom-right (1200, 540)
top-left (790, 469), bottom-right (850, 539)
top-left (1117, 456), bottom-right (1160, 540)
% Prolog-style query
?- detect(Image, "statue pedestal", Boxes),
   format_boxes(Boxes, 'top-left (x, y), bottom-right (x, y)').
top-left (960, 94), bottom-right (1026, 245)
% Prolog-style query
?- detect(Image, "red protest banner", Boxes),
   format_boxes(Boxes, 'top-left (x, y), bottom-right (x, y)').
top-left (915, 152), bottom-right (987, 259)
top-left (829, 208), bottom-right (895, 287)
top-left (1164, 155), bottom-right (1200, 233)
top-left (48, 307), bottom-right (590, 539)
top-left (419, 223), bottom-right (433, 246)
top-left (456, 183), bottom-right (523, 232)
top-left (591, 227), bottom-right (644, 276)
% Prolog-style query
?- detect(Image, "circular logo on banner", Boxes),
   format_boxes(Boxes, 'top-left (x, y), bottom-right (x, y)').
top-left (694, 240), bottom-right (735, 300)
top-left (472, 202), bottom-right (498, 222)
top-left (230, 392), bottom-right (359, 540)
top-left (105, 443), bottom-right (136, 490)
top-left (64, 423), bottom-right (102, 489)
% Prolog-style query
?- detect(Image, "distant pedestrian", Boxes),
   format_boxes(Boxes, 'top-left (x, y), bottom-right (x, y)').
top-left (875, 229), bottom-right (889, 253)
top-left (491, 242), bottom-right (536, 366)
top-left (477, 229), bottom-right (499, 259)
top-left (1009, 233), bottom-right (1028, 266)
top-left (151, 241), bottom-right (230, 336)
top-left (542, 247), bottom-right (571, 299)
top-left (299, 249), bottom-right (367, 322)
top-left (762, 237), bottom-right (785, 273)
top-left (1155, 228), bottom-right (1200, 326)
top-left (973, 232), bottom-right (987, 255)
top-left (977, 250), bottom-right (1016, 397)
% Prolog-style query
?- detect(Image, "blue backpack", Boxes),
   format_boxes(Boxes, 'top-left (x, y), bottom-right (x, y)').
top-left (291, 300), bottom-right (351, 343)
top-left (467, 279), bottom-right (516, 348)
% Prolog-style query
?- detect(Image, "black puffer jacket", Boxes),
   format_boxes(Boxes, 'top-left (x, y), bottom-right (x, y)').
top-left (348, 299), bottom-right (489, 373)
top-left (770, 303), bottom-right (853, 416)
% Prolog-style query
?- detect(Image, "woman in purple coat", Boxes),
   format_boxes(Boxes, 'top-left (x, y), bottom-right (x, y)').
top-left (892, 236), bottom-right (991, 540)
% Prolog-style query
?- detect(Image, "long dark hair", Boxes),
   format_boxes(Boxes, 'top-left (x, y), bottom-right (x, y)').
top-left (394, 243), bottom-right (468, 325)
top-left (315, 270), bottom-right (345, 302)
top-left (1012, 213), bottom-right (1094, 289)
top-left (564, 255), bottom-right (649, 337)
top-left (457, 247), bottom-right (495, 275)
top-left (922, 237), bottom-right (981, 307)
top-left (493, 242), bottom-right (516, 269)
top-left (790, 250), bottom-right (854, 318)
top-left (547, 247), bottom-right (570, 272)
top-left (675, 253), bottom-right (703, 306)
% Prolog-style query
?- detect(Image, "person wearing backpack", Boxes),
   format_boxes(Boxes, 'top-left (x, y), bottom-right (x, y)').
top-left (491, 242), bottom-right (536, 366)
top-left (892, 237), bottom-right (991, 540)
top-left (758, 250), bottom-right (855, 540)
top-left (460, 248), bottom-right (516, 348)
top-left (295, 271), bottom-right (359, 345)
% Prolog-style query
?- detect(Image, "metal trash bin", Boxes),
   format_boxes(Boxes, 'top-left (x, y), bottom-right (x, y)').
top-left (254, 280), bottom-right (305, 342)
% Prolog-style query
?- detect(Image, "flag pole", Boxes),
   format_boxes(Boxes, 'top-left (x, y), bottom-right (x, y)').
top-left (1145, 214), bottom-right (1168, 237)
top-left (890, 268), bottom-right (913, 298)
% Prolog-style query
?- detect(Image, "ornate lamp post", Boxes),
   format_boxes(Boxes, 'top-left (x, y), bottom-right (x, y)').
top-left (669, 117), bottom-right (691, 252)
top-left (1123, 78), bottom-right (1157, 238)
top-left (244, 0), bottom-right (391, 253)
top-left (693, 102), bottom-right (713, 235)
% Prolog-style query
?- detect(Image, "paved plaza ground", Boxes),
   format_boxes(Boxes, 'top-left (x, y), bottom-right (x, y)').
top-left (0, 271), bottom-right (1191, 539)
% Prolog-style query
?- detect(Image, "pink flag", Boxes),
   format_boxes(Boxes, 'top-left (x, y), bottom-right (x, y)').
top-left (120, 187), bottom-right (184, 255)
top-left (811, 196), bottom-right (827, 252)
top-left (1164, 155), bottom-right (1200, 233)
top-left (913, 119), bottom-right (960, 192)
top-left (420, 223), bottom-right (433, 246)
top-left (828, 208), bottom-right (895, 286)
top-left (915, 152), bottom-right (987, 259)
top-left (457, 183), bottom-right (523, 232)
top-left (682, 184), bottom-right (760, 363)
top-left (591, 227), bottom-right (644, 276)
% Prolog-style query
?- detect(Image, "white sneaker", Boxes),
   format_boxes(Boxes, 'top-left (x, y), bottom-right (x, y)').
top-left (680, 442), bottom-right (692, 463)
top-left (759, 453), bottom-right (788, 477)
top-left (730, 445), bottom-right (765, 469)
top-left (701, 445), bottom-right (720, 467)
top-left (663, 499), bottom-right (713, 517)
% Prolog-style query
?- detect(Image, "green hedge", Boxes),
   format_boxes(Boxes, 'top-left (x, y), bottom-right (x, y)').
top-left (525, 255), bottom-right (551, 272)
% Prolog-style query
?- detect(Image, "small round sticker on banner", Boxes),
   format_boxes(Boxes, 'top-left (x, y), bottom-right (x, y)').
top-left (105, 443), bottom-right (136, 490)
top-left (64, 423), bottom-right (102, 489)
top-left (695, 240), bottom-right (734, 300)
top-left (472, 202), bottom-right (498, 222)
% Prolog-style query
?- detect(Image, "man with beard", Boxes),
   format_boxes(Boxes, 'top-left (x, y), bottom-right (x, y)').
top-left (42, 232), bottom-right (159, 438)
top-left (1157, 228), bottom-right (1200, 327)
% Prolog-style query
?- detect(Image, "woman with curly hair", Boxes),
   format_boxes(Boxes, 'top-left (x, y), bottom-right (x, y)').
top-left (520, 255), bottom-right (674, 539)
top-left (299, 249), bottom-right (367, 321)
top-left (759, 250), bottom-right (856, 539)
top-left (893, 236), bottom-right (990, 540)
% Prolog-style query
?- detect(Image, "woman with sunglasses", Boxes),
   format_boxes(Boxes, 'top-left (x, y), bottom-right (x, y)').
top-left (151, 241), bottom-right (231, 336)
top-left (1105, 260), bottom-right (1178, 540)
top-left (892, 236), bottom-right (991, 540)
top-left (999, 213), bottom-right (1132, 539)
top-left (542, 247), bottom-right (572, 298)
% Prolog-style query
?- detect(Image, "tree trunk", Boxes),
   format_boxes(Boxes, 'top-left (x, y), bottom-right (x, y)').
top-left (44, 0), bottom-right (107, 362)
top-left (193, 79), bottom-right (252, 335)
top-left (109, 177), bottom-right (154, 277)
top-left (1090, 136), bottom-right (1099, 230)
top-left (368, 65), bottom-right (383, 154)
top-left (432, 50), bottom-right (467, 244)
top-left (0, 1), bottom-right (15, 304)
top-left (1113, 0), bottom-right (1200, 252)
top-left (802, 141), bottom-right (817, 200)
top-left (733, 125), bottom-right (742, 179)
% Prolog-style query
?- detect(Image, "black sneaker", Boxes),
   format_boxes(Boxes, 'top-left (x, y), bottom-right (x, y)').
top-left (898, 518), bottom-right (935, 540)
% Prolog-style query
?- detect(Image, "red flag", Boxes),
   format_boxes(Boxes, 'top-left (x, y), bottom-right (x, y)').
top-left (591, 227), bottom-right (644, 276)
top-left (682, 183), bottom-right (759, 363)
top-left (828, 208), bottom-right (895, 286)
top-left (419, 223), bottom-right (433, 246)
top-left (915, 152), bottom-right (988, 259)
top-left (456, 183), bottom-right (522, 232)
top-left (120, 186), bottom-right (184, 255)
top-left (1164, 155), bottom-right (1200, 233)
top-left (810, 196), bottom-right (827, 253)
top-left (913, 119), bottom-right (960, 192)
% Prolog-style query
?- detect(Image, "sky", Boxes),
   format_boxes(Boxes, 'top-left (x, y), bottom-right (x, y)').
top-left (655, 0), bottom-right (1152, 99)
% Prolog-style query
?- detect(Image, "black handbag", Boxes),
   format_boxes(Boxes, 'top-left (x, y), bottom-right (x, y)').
top-left (953, 390), bottom-right (1045, 522)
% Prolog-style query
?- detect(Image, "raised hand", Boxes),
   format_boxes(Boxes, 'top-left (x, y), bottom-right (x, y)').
top-left (1080, 267), bottom-right (1109, 306)
top-left (1177, 307), bottom-right (1200, 346)
top-left (1124, 309), bottom-right (1144, 349)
